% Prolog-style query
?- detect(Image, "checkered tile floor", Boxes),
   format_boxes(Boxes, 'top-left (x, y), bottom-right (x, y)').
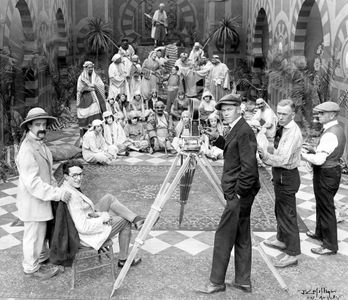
top-left (1, 123), bottom-right (348, 262)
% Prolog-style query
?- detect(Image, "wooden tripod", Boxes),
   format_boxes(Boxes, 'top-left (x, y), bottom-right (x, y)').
top-left (110, 152), bottom-right (288, 297)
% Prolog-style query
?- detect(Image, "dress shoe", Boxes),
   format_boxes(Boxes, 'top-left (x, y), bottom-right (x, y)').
top-left (274, 255), bottom-right (298, 268)
top-left (133, 216), bottom-right (145, 230)
top-left (196, 282), bottom-right (226, 294)
top-left (226, 281), bottom-right (252, 293)
top-left (306, 231), bottom-right (322, 241)
top-left (263, 239), bottom-right (286, 251)
top-left (118, 257), bottom-right (142, 268)
top-left (24, 265), bottom-right (59, 280)
top-left (311, 246), bottom-right (337, 255)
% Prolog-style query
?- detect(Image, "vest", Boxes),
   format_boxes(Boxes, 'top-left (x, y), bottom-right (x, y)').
top-left (322, 124), bottom-right (346, 168)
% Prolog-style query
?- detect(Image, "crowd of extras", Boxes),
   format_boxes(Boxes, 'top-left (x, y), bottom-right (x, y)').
top-left (77, 39), bottom-right (272, 165)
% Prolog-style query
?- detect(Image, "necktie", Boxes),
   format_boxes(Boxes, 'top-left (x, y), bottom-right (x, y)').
top-left (274, 124), bottom-right (284, 149)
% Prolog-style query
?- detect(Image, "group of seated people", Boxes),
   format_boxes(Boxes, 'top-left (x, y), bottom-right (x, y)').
top-left (81, 89), bottom-right (236, 164)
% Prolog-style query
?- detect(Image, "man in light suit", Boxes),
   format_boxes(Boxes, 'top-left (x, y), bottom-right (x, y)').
top-left (61, 160), bottom-right (144, 268)
top-left (198, 94), bottom-right (260, 294)
top-left (16, 107), bottom-right (72, 279)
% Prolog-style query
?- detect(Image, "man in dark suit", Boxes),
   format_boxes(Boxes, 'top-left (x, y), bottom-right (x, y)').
top-left (197, 94), bottom-right (260, 294)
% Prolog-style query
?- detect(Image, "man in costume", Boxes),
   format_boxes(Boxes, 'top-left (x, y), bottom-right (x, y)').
top-left (151, 3), bottom-right (168, 47)
top-left (16, 107), bottom-right (72, 279)
top-left (206, 55), bottom-right (230, 101)
top-left (77, 61), bottom-right (107, 140)
top-left (108, 54), bottom-right (130, 100)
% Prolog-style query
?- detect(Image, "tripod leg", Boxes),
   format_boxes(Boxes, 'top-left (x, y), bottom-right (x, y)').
top-left (196, 156), bottom-right (225, 205)
top-left (110, 155), bottom-right (192, 297)
top-left (200, 155), bottom-right (223, 189)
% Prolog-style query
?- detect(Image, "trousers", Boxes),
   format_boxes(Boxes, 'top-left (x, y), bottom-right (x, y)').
top-left (313, 166), bottom-right (340, 251)
top-left (210, 192), bottom-right (255, 285)
top-left (272, 167), bottom-right (301, 256)
top-left (22, 221), bottom-right (49, 273)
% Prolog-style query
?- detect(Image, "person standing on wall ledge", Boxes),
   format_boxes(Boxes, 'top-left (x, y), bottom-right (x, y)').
top-left (302, 101), bottom-right (346, 255)
top-left (151, 3), bottom-right (168, 47)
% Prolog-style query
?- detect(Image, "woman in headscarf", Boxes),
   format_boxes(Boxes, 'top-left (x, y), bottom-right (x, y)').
top-left (141, 51), bottom-right (161, 100)
top-left (77, 61), bottom-right (107, 139)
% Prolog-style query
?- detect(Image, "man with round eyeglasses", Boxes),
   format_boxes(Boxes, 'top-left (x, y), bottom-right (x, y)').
top-left (61, 160), bottom-right (145, 268)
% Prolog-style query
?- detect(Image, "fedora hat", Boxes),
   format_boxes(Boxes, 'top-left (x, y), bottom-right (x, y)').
top-left (20, 107), bottom-right (57, 129)
top-left (215, 94), bottom-right (241, 110)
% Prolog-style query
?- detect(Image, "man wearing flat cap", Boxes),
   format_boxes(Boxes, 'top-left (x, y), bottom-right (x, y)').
top-left (197, 94), bottom-right (260, 294)
top-left (16, 107), bottom-right (72, 279)
top-left (302, 101), bottom-right (346, 255)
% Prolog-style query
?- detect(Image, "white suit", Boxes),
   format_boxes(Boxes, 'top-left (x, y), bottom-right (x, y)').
top-left (16, 132), bottom-right (65, 273)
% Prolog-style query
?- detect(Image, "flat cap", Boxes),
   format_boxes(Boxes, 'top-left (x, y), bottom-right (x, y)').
top-left (215, 93), bottom-right (241, 110)
top-left (314, 101), bottom-right (340, 113)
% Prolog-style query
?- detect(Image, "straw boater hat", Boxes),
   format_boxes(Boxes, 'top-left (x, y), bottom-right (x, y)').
top-left (20, 107), bottom-right (57, 129)
top-left (215, 93), bottom-right (241, 110)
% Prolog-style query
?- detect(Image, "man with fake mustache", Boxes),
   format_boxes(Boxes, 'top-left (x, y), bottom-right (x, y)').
top-left (16, 107), bottom-right (72, 280)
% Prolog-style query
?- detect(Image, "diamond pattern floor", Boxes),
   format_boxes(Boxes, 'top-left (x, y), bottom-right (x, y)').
top-left (1, 123), bottom-right (348, 262)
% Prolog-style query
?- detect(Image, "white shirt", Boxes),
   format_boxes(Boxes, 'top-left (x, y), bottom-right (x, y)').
top-left (302, 120), bottom-right (339, 166)
top-left (262, 120), bottom-right (303, 169)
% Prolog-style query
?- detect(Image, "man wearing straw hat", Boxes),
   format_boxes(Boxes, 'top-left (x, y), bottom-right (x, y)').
top-left (16, 107), bottom-right (72, 279)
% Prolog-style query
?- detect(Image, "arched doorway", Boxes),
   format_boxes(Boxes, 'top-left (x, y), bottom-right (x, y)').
top-left (251, 8), bottom-right (269, 99)
top-left (293, 0), bottom-right (326, 123)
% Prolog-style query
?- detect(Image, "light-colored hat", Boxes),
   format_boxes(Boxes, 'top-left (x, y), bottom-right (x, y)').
top-left (20, 107), bottom-right (57, 129)
top-left (83, 61), bottom-right (94, 68)
top-left (128, 110), bottom-right (140, 120)
top-left (256, 98), bottom-right (265, 105)
top-left (91, 119), bottom-right (103, 129)
top-left (208, 113), bottom-right (219, 121)
top-left (212, 55), bottom-right (220, 60)
top-left (103, 111), bottom-right (113, 119)
top-left (111, 53), bottom-right (122, 62)
top-left (215, 94), bottom-right (241, 110)
top-left (194, 42), bottom-right (201, 48)
top-left (202, 90), bottom-right (213, 99)
top-left (314, 101), bottom-right (340, 112)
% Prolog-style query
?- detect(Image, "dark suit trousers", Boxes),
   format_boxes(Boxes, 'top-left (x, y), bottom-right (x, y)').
top-left (313, 166), bottom-right (340, 252)
top-left (272, 167), bottom-right (301, 256)
top-left (210, 192), bottom-right (255, 286)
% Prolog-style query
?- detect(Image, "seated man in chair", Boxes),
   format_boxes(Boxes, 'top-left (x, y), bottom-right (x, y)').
top-left (61, 160), bottom-right (145, 268)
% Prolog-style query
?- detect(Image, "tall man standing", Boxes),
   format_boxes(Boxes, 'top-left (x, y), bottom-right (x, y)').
top-left (151, 3), bottom-right (168, 47)
top-left (206, 55), bottom-right (230, 101)
top-left (16, 107), bottom-right (71, 279)
top-left (198, 94), bottom-right (260, 294)
top-left (258, 99), bottom-right (302, 268)
top-left (302, 102), bottom-right (346, 255)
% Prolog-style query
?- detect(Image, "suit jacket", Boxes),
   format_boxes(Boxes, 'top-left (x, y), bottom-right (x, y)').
top-left (16, 133), bottom-right (64, 221)
top-left (62, 182), bottom-right (111, 250)
top-left (214, 117), bottom-right (260, 199)
top-left (47, 201), bottom-right (80, 266)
